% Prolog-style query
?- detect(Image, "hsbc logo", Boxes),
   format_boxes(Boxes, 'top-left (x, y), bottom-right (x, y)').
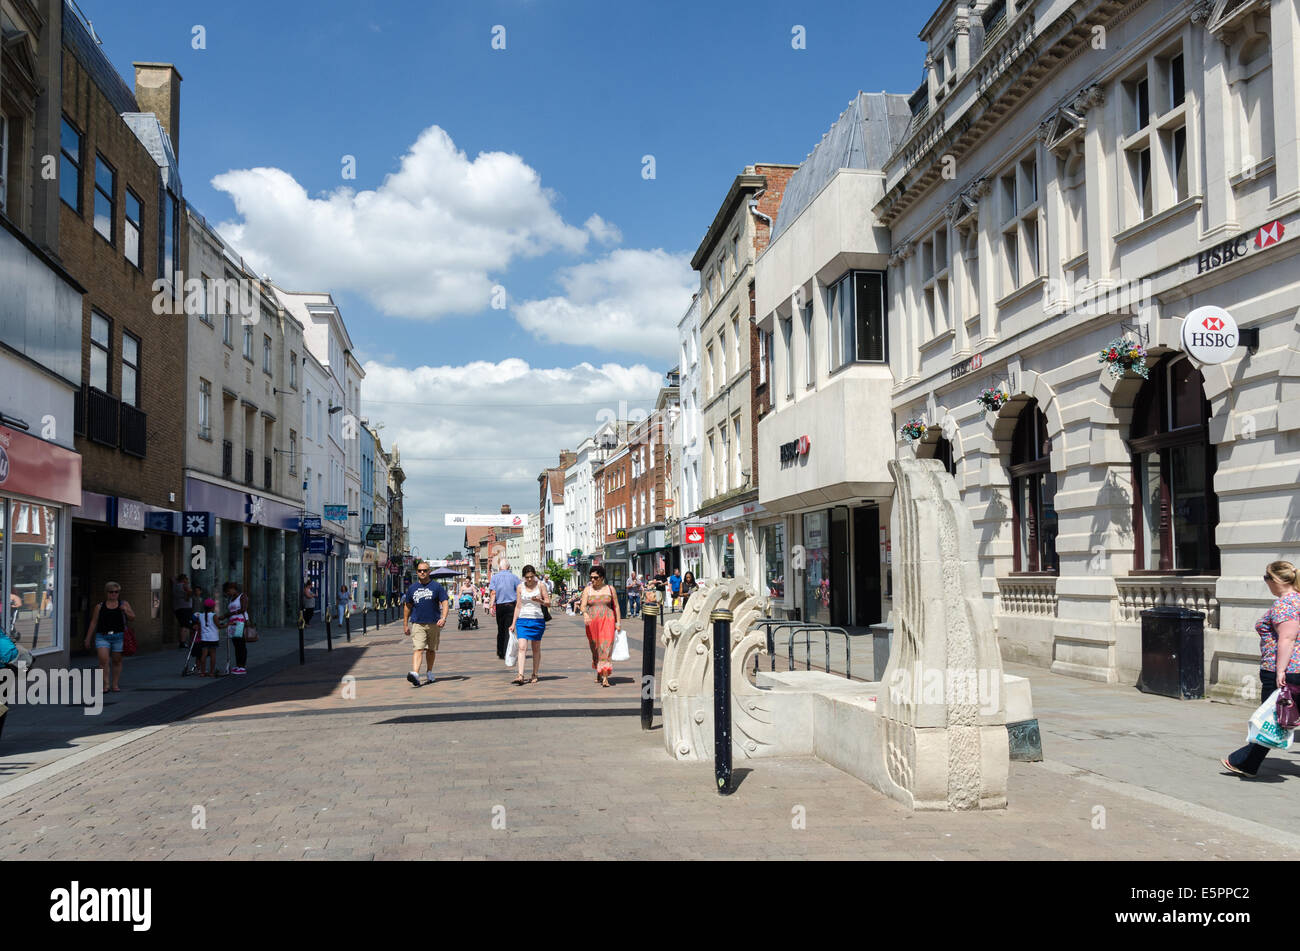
top-left (1255, 219), bottom-right (1285, 250)
top-left (1201, 315), bottom-right (1224, 331)
top-left (779, 435), bottom-right (811, 465)
top-left (1182, 305), bottom-right (1240, 365)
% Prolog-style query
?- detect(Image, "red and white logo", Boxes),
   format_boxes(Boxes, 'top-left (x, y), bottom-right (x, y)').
top-left (1256, 220), bottom-right (1285, 250)
top-left (512, 516), bottom-right (522, 526)
top-left (1202, 315), bottom-right (1224, 331)
top-left (684, 526), bottom-right (705, 544)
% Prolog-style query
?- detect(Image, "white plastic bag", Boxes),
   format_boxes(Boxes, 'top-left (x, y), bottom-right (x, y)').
top-left (611, 628), bottom-right (630, 662)
top-left (1248, 688), bottom-right (1294, 749)
top-left (505, 630), bottom-right (518, 667)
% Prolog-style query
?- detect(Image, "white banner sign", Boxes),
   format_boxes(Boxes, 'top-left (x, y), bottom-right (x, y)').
top-left (444, 513), bottom-right (529, 528)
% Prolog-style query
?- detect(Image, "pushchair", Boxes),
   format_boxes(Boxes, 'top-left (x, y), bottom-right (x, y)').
top-left (457, 593), bottom-right (479, 630)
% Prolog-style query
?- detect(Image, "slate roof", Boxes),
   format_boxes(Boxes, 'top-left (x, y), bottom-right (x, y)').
top-left (770, 92), bottom-right (913, 243)
top-left (63, 2), bottom-right (140, 117)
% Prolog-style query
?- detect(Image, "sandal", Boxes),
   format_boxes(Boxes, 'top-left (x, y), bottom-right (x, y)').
top-left (1222, 757), bottom-right (1257, 778)
top-left (528, 675), bottom-right (539, 684)
top-left (512, 676), bottom-right (525, 686)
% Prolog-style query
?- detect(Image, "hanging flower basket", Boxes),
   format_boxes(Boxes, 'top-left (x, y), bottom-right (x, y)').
top-left (976, 387), bottom-right (1008, 413)
top-left (898, 419), bottom-right (928, 442)
top-left (1098, 336), bottom-right (1149, 380)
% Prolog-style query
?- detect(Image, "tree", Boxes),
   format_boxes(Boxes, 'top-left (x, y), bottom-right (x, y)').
top-left (543, 558), bottom-right (571, 588)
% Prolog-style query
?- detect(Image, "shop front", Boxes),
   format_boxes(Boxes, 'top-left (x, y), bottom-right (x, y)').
top-left (699, 498), bottom-right (764, 589)
top-left (601, 539), bottom-right (629, 613)
top-left (628, 526), bottom-right (669, 581)
top-left (0, 425), bottom-right (81, 663)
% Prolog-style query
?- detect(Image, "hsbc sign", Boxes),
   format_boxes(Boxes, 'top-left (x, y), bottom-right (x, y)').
top-left (779, 435), bottom-right (811, 465)
top-left (1181, 306), bottom-right (1239, 365)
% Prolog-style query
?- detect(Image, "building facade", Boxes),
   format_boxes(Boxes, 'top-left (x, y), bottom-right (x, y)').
top-left (880, 0), bottom-right (1300, 700)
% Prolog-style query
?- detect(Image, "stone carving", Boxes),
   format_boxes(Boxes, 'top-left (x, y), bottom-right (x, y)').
top-left (888, 241), bottom-right (916, 268)
top-left (660, 578), bottom-right (769, 759)
top-left (879, 457), bottom-right (1008, 809)
top-left (1072, 82), bottom-right (1105, 114)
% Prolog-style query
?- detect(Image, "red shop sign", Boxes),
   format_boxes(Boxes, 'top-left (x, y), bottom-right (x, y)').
top-left (684, 525), bottom-right (705, 544)
top-left (0, 426), bottom-right (81, 506)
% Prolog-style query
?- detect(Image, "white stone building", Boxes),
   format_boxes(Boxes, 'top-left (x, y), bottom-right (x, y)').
top-left (880, 0), bottom-right (1300, 699)
top-left (564, 434), bottom-right (598, 569)
top-left (675, 296), bottom-right (703, 575)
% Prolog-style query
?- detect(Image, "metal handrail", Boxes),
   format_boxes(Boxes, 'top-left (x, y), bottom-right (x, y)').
top-left (782, 624), bottom-right (856, 680)
top-left (751, 619), bottom-right (817, 674)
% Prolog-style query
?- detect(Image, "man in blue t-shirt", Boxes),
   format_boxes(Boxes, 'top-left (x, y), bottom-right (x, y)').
top-left (402, 562), bottom-right (449, 687)
top-left (669, 569), bottom-right (682, 612)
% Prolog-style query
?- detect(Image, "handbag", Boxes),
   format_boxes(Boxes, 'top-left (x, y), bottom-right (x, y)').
top-left (1248, 688), bottom-right (1295, 749)
top-left (1277, 682), bottom-right (1300, 730)
top-left (243, 621), bottom-right (260, 643)
top-left (611, 628), bottom-right (630, 662)
top-left (542, 604), bottom-right (552, 622)
top-left (122, 627), bottom-right (137, 657)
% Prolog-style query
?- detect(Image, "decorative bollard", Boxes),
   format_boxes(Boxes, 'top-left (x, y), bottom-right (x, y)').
top-left (641, 603), bottom-right (659, 731)
top-left (362, 604), bottom-right (368, 635)
top-left (712, 608), bottom-right (733, 796)
top-left (298, 610), bottom-right (306, 665)
top-left (345, 610), bottom-right (351, 643)
top-left (325, 609), bottom-right (333, 652)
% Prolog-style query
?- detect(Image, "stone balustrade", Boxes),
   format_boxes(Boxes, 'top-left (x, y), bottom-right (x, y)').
top-left (996, 576), bottom-right (1059, 617)
top-left (1114, 576), bottom-right (1220, 629)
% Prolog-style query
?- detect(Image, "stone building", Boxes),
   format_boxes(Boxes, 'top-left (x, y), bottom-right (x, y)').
top-left (882, 0), bottom-right (1300, 699)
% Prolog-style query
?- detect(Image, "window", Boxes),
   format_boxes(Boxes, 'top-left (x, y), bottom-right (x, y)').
top-left (801, 301), bottom-right (814, 387)
top-left (93, 155), bottom-right (115, 244)
top-left (199, 378), bottom-right (211, 439)
top-left (758, 329), bottom-right (767, 385)
top-left (1009, 401), bottom-right (1058, 573)
top-left (999, 156), bottom-right (1040, 293)
top-left (733, 415), bottom-right (742, 488)
top-left (705, 345), bottom-right (714, 397)
top-left (827, 270), bottom-right (888, 368)
top-left (731, 233), bottom-right (740, 275)
top-left (719, 425), bottom-right (729, 493)
top-left (121, 333), bottom-right (140, 407)
top-left (732, 315), bottom-right (741, 373)
top-left (707, 432), bottom-right (716, 497)
top-left (90, 312), bottom-right (111, 392)
top-left (243, 325), bottom-right (253, 361)
top-left (719, 326), bottom-right (728, 381)
top-left (1059, 150), bottom-right (1087, 262)
top-left (1236, 33), bottom-right (1274, 172)
top-left (290, 351), bottom-right (298, 388)
top-left (1122, 45), bottom-right (1188, 224)
top-left (124, 189), bottom-right (142, 267)
top-left (59, 117), bottom-right (82, 213)
top-left (781, 316), bottom-right (794, 398)
top-left (263, 335), bottom-right (273, 374)
top-left (1130, 356), bottom-right (1219, 573)
top-left (160, 192), bottom-right (178, 284)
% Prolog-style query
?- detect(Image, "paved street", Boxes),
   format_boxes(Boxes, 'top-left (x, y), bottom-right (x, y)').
top-left (1, 608), bottom-right (1297, 860)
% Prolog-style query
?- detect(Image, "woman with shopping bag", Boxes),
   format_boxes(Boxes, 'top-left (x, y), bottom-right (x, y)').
top-left (1223, 561), bottom-right (1300, 777)
top-left (581, 565), bottom-right (621, 688)
top-left (508, 565), bottom-right (550, 686)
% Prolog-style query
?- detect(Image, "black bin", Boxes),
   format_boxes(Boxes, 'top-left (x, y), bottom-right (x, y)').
top-left (1138, 606), bottom-right (1205, 699)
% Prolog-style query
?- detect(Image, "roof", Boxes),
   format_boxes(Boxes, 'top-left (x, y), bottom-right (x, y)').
top-left (62, 2), bottom-right (140, 116)
top-left (547, 469), bottom-right (565, 504)
top-left (463, 526), bottom-right (494, 550)
top-left (769, 92), bottom-right (913, 244)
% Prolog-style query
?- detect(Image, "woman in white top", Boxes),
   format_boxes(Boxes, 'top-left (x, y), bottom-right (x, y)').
top-left (509, 564), bottom-right (550, 685)
top-left (218, 582), bottom-right (252, 675)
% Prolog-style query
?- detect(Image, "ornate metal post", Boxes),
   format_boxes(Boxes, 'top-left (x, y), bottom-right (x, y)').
top-left (298, 609), bottom-right (306, 665)
top-left (641, 603), bottom-right (659, 730)
top-left (712, 607), bottom-right (733, 795)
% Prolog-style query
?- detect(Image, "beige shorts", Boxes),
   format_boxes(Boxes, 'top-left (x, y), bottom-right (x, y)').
top-left (410, 622), bottom-right (441, 652)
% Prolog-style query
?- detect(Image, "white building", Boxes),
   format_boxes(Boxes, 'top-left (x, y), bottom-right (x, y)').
top-left (344, 350), bottom-right (365, 599)
top-left (675, 295), bottom-right (703, 575)
top-left (880, 0), bottom-right (1300, 700)
top-left (564, 435), bottom-right (597, 568)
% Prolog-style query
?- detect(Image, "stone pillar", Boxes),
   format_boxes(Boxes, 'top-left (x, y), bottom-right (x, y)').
top-left (269, 529), bottom-right (286, 627)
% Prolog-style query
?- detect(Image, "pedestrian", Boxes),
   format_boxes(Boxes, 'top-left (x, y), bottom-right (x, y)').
top-left (669, 568), bottom-right (682, 612)
top-left (680, 571), bottom-right (698, 609)
top-left (581, 565), bottom-right (620, 688)
top-left (83, 581), bottom-right (133, 693)
top-left (338, 584), bottom-right (350, 626)
top-left (218, 582), bottom-right (252, 675)
top-left (489, 560), bottom-right (522, 660)
top-left (510, 564), bottom-right (550, 685)
top-left (173, 573), bottom-right (193, 648)
top-left (651, 568), bottom-right (669, 606)
top-left (1224, 561), bottom-right (1300, 777)
top-left (196, 598), bottom-right (221, 677)
top-left (402, 561), bottom-right (449, 687)
top-left (302, 579), bottom-right (317, 626)
top-left (626, 572), bottom-right (642, 617)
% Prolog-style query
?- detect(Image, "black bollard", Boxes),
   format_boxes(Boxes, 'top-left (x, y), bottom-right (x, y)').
top-left (641, 603), bottom-right (659, 730)
top-left (345, 610), bottom-right (351, 643)
top-left (325, 608), bottom-right (333, 652)
top-left (712, 608), bottom-right (733, 795)
top-left (298, 610), bottom-right (306, 665)
top-left (362, 604), bottom-right (368, 635)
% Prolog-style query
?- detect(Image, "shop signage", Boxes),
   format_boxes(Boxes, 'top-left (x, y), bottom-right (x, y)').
top-left (444, 513), bottom-right (528, 527)
top-left (183, 511), bottom-right (212, 536)
top-left (301, 515), bottom-right (322, 530)
top-left (1256, 219), bottom-right (1285, 250)
top-left (950, 351), bottom-right (984, 381)
top-left (306, 533), bottom-right (329, 554)
top-left (366, 524), bottom-right (386, 542)
top-left (1195, 220), bottom-right (1285, 275)
top-left (0, 426), bottom-right (82, 506)
top-left (145, 511), bottom-right (180, 535)
top-left (324, 504), bottom-right (348, 521)
top-left (779, 435), bottom-right (811, 465)
top-left (114, 497), bottom-right (145, 531)
top-left (616, 529), bottom-right (627, 539)
top-left (1181, 306), bottom-right (1239, 365)
top-left (244, 494), bottom-right (267, 525)
top-left (684, 525), bottom-right (705, 544)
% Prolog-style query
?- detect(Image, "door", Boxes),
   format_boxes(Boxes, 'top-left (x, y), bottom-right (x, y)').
top-left (853, 506), bottom-right (882, 627)
top-left (829, 508), bottom-right (850, 627)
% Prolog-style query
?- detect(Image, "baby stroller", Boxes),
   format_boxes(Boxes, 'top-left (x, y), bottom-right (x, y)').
top-left (457, 593), bottom-right (479, 630)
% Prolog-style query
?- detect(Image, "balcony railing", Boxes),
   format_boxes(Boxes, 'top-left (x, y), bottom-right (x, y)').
top-left (222, 440), bottom-right (233, 479)
top-left (264, 456), bottom-right (272, 490)
top-left (86, 387), bottom-right (119, 447)
top-left (996, 576), bottom-right (1059, 618)
top-left (1115, 576), bottom-right (1220, 630)
top-left (244, 449), bottom-right (254, 485)
top-left (120, 403), bottom-right (146, 457)
top-left (74, 387), bottom-right (85, 437)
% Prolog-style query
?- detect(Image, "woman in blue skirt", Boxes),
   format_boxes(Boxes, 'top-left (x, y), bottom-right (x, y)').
top-left (510, 564), bottom-right (551, 685)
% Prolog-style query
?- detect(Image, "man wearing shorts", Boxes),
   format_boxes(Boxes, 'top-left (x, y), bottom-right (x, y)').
top-left (402, 562), bottom-right (449, 687)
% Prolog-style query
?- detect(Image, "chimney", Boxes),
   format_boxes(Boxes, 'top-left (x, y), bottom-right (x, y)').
top-left (501, 504), bottom-right (511, 514)
top-left (133, 62), bottom-right (183, 158)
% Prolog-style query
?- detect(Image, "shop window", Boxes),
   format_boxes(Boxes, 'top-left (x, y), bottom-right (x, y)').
top-left (802, 512), bottom-right (830, 625)
top-left (1130, 355), bottom-right (1219, 573)
top-left (9, 503), bottom-right (58, 651)
top-left (1009, 401), bottom-right (1058, 573)
top-left (763, 523), bottom-right (785, 600)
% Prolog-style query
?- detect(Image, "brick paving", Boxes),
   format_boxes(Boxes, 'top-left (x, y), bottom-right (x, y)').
top-left (0, 610), bottom-right (1295, 860)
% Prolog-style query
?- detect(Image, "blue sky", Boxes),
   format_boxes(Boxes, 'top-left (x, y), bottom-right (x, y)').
top-left (80, 0), bottom-right (928, 557)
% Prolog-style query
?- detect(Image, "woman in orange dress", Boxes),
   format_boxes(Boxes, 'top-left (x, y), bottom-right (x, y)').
top-left (581, 565), bottom-right (620, 687)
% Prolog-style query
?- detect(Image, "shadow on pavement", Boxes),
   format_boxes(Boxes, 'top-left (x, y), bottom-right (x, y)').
top-left (380, 707), bottom-right (660, 724)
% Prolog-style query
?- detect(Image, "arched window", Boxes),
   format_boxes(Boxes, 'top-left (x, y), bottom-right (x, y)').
top-left (1010, 401), bottom-right (1058, 573)
top-left (1130, 355), bottom-right (1219, 573)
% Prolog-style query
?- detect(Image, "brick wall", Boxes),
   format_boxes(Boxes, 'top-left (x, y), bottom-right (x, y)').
top-left (751, 164), bottom-right (796, 257)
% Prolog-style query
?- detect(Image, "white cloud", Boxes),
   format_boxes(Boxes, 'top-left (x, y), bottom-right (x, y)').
top-left (512, 248), bottom-right (695, 361)
top-left (360, 357), bottom-right (664, 556)
top-left (583, 213), bottom-right (622, 245)
top-left (211, 125), bottom-right (589, 318)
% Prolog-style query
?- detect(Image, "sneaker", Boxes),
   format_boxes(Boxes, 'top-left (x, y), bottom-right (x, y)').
top-left (424, 673), bottom-right (436, 685)
top-left (406, 671), bottom-right (421, 687)
top-left (232, 667), bottom-right (247, 675)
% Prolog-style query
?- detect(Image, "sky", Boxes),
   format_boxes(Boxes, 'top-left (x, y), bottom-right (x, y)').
top-left (78, 0), bottom-right (928, 558)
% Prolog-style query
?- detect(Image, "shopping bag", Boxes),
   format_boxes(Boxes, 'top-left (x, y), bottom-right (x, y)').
top-left (1248, 688), bottom-right (1295, 750)
top-left (505, 630), bottom-right (518, 666)
top-left (611, 628), bottom-right (630, 662)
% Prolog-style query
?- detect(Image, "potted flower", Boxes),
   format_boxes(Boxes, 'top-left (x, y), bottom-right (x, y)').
top-left (1098, 336), bottom-right (1149, 380)
top-left (898, 418), bottom-right (928, 442)
top-left (976, 387), bottom-right (1008, 413)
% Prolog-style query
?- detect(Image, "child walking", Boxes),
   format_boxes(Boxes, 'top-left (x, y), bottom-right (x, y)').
top-left (197, 598), bottom-right (221, 677)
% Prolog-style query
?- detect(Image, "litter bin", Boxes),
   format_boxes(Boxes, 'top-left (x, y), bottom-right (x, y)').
top-left (1138, 606), bottom-right (1205, 699)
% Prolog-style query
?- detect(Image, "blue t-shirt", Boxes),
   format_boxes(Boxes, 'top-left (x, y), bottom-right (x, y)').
top-left (403, 582), bottom-right (448, 625)
top-left (670, 574), bottom-right (681, 593)
top-left (489, 570), bottom-right (521, 605)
